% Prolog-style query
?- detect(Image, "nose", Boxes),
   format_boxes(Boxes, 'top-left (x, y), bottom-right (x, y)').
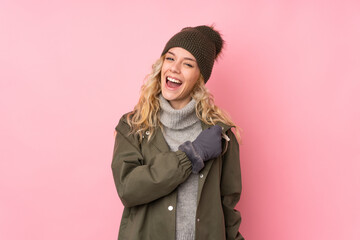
top-left (170, 60), bottom-right (181, 73)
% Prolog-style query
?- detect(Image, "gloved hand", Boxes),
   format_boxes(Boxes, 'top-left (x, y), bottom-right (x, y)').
top-left (179, 125), bottom-right (222, 173)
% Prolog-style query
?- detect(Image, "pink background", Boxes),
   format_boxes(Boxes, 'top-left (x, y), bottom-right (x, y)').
top-left (1, 0), bottom-right (359, 239)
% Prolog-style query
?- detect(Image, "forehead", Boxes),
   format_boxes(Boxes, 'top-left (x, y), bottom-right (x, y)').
top-left (167, 47), bottom-right (196, 60)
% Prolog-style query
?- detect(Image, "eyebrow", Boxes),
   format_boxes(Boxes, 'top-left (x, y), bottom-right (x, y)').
top-left (167, 51), bottom-right (196, 62)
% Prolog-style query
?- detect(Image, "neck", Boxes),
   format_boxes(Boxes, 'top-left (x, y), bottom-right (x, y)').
top-left (159, 94), bottom-right (198, 130)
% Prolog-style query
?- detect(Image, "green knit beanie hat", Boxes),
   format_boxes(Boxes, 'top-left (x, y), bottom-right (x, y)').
top-left (161, 25), bottom-right (224, 83)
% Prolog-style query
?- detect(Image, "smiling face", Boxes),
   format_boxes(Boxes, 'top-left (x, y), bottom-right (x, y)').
top-left (160, 47), bottom-right (201, 109)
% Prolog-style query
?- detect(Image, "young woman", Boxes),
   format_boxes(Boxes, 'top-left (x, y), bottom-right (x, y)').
top-left (111, 25), bottom-right (245, 240)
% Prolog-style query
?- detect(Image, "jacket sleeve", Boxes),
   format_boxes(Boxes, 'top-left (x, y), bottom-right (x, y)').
top-left (221, 129), bottom-right (245, 240)
top-left (111, 116), bottom-right (192, 208)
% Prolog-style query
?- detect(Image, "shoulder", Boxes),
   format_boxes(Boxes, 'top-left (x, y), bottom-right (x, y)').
top-left (226, 128), bottom-right (239, 147)
top-left (214, 121), bottom-right (240, 146)
top-left (221, 127), bottom-right (239, 157)
top-left (115, 112), bottom-right (132, 134)
top-left (114, 112), bottom-right (143, 147)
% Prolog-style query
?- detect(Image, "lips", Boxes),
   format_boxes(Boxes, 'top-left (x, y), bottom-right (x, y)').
top-left (166, 76), bottom-right (182, 89)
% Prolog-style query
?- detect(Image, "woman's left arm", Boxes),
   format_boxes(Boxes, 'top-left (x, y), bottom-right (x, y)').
top-left (221, 130), bottom-right (245, 240)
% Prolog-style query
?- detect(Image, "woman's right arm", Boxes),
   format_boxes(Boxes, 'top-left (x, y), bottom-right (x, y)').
top-left (111, 117), bottom-right (192, 208)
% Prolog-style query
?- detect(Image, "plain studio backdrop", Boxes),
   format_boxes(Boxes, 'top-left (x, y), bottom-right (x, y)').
top-left (1, 0), bottom-right (359, 239)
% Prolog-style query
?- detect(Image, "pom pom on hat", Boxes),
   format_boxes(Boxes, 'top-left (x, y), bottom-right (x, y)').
top-left (161, 25), bottom-right (224, 83)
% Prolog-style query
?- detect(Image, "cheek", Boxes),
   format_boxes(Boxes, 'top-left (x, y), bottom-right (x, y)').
top-left (187, 71), bottom-right (200, 86)
top-left (160, 69), bottom-right (166, 84)
top-left (160, 73), bottom-right (164, 85)
top-left (160, 65), bottom-right (169, 82)
top-left (161, 62), bottom-right (170, 73)
top-left (182, 75), bottom-right (198, 94)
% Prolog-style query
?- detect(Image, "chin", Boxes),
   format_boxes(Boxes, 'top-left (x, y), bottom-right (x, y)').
top-left (162, 91), bottom-right (177, 101)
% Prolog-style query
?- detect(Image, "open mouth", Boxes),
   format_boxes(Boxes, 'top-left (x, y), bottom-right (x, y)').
top-left (166, 76), bottom-right (182, 89)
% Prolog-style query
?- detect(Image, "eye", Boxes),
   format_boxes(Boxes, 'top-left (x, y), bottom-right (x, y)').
top-left (165, 57), bottom-right (174, 61)
top-left (185, 63), bottom-right (194, 68)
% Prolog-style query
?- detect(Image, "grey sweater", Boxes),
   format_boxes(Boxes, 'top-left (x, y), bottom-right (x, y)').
top-left (159, 95), bottom-right (202, 240)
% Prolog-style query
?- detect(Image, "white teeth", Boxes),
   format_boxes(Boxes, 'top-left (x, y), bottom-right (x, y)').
top-left (167, 77), bottom-right (181, 84)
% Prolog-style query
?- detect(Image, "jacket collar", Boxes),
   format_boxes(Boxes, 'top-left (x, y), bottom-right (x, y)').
top-left (201, 121), bottom-right (233, 132)
top-left (151, 126), bottom-right (171, 152)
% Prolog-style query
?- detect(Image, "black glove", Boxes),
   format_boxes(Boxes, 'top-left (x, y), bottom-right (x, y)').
top-left (179, 125), bottom-right (222, 173)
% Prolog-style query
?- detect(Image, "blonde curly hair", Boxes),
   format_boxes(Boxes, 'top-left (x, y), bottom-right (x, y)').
top-left (126, 55), bottom-right (242, 143)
